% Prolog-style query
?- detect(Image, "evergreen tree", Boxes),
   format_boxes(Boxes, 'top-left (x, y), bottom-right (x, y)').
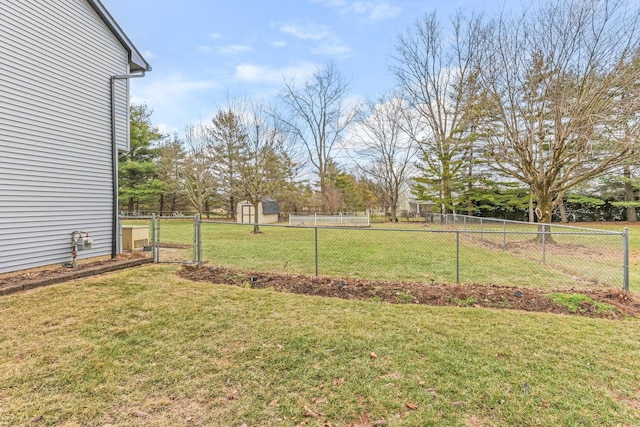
top-left (118, 104), bottom-right (165, 213)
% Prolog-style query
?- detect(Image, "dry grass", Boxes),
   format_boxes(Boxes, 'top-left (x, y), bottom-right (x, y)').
top-left (1, 265), bottom-right (640, 426)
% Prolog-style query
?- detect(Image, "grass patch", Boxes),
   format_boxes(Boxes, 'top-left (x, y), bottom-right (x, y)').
top-left (1, 265), bottom-right (639, 426)
top-left (395, 292), bottom-right (414, 304)
top-left (446, 295), bottom-right (478, 307)
top-left (548, 292), bottom-right (620, 315)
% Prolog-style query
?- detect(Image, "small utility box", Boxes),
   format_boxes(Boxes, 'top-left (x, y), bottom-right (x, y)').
top-left (122, 225), bottom-right (149, 251)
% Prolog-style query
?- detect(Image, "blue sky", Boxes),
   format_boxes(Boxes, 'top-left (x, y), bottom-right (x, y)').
top-left (102, 0), bottom-right (509, 134)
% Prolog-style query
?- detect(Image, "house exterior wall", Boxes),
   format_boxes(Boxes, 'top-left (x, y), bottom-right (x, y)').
top-left (0, 0), bottom-right (131, 273)
top-left (397, 180), bottom-right (434, 215)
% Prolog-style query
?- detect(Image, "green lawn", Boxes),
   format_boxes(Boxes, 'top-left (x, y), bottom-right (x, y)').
top-left (1, 265), bottom-right (639, 426)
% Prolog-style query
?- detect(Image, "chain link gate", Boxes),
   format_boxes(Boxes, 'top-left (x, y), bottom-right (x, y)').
top-left (119, 214), bottom-right (201, 266)
top-left (152, 214), bottom-right (201, 265)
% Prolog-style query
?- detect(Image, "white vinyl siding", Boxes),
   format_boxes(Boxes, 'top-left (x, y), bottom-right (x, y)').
top-left (0, 0), bottom-right (131, 273)
top-left (114, 78), bottom-right (130, 151)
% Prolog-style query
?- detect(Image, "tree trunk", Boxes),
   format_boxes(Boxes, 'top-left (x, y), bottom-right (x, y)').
top-left (442, 175), bottom-right (452, 215)
top-left (391, 205), bottom-right (398, 223)
top-left (558, 195), bottom-right (568, 223)
top-left (535, 190), bottom-right (554, 242)
top-left (252, 201), bottom-right (261, 234)
top-left (229, 196), bottom-right (236, 219)
top-left (128, 197), bottom-right (134, 214)
top-left (467, 157), bottom-right (474, 216)
top-left (528, 195), bottom-right (535, 223)
top-left (159, 194), bottom-right (165, 216)
top-left (624, 166), bottom-right (637, 222)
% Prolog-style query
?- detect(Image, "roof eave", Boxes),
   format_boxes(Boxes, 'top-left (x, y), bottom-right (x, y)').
top-left (87, 0), bottom-right (152, 72)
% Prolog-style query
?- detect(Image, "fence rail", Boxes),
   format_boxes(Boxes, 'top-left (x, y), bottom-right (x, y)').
top-left (289, 214), bottom-right (370, 227)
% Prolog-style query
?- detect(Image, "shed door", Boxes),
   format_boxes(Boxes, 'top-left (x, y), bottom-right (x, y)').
top-left (241, 205), bottom-right (254, 224)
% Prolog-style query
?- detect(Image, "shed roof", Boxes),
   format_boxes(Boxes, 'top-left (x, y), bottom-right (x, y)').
top-left (261, 199), bottom-right (280, 215)
top-left (87, 0), bottom-right (151, 72)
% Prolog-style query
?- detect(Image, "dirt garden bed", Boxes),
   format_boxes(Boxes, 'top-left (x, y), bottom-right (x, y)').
top-left (3, 256), bottom-right (638, 319)
top-left (180, 265), bottom-right (640, 319)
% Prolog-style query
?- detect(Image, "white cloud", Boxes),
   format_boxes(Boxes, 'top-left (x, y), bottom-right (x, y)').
top-left (311, 43), bottom-right (352, 57)
top-left (156, 122), bottom-right (179, 136)
top-left (343, 1), bottom-right (402, 22)
top-left (130, 73), bottom-right (221, 111)
top-left (208, 32), bottom-right (223, 40)
top-left (270, 41), bottom-right (287, 48)
top-left (233, 62), bottom-right (319, 84)
top-left (141, 50), bottom-right (156, 60)
top-left (198, 45), bottom-right (214, 53)
top-left (279, 23), bottom-right (332, 40)
top-left (129, 73), bottom-right (225, 132)
top-left (278, 21), bottom-right (351, 58)
top-left (312, 0), bottom-right (348, 6)
top-left (215, 45), bottom-right (253, 55)
top-left (314, 0), bottom-right (402, 22)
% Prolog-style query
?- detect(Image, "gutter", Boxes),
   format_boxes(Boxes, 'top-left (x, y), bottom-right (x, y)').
top-left (110, 72), bottom-right (145, 258)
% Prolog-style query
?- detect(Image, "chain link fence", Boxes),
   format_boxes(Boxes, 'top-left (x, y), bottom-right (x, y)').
top-left (119, 215), bottom-right (630, 291)
top-left (198, 219), bottom-right (628, 291)
top-left (118, 215), bottom-right (200, 264)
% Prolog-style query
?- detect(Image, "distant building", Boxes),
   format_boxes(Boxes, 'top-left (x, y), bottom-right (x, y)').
top-left (397, 179), bottom-right (434, 216)
top-left (237, 200), bottom-right (280, 224)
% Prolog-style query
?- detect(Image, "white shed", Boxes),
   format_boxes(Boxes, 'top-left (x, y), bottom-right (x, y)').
top-left (237, 200), bottom-right (280, 224)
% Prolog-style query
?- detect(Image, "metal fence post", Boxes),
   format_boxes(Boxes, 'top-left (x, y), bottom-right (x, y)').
top-left (456, 231), bottom-right (460, 284)
top-left (196, 214), bottom-right (202, 267)
top-left (315, 227), bottom-right (319, 277)
top-left (151, 213), bottom-right (157, 263)
top-left (192, 215), bottom-right (196, 262)
top-left (623, 227), bottom-right (629, 292)
top-left (156, 215), bottom-right (161, 263)
top-left (542, 228), bottom-right (546, 264)
top-left (480, 218), bottom-right (484, 242)
top-left (503, 221), bottom-right (507, 251)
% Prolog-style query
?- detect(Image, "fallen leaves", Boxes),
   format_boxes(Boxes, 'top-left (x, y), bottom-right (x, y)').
top-left (303, 406), bottom-right (322, 418)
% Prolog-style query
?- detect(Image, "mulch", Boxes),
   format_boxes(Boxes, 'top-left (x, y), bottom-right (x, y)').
top-left (179, 265), bottom-right (640, 320)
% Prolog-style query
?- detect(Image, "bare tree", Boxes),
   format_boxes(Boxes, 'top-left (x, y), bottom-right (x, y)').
top-left (235, 101), bottom-right (297, 233)
top-left (279, 62), bottom-right (355, 210)
top-left (391, 11), bottom-right (488, 214)
top-left (352, 93), bottom-right (416, 221)
top-left (480, 0), bottom-right (640, 223)
top-left (178, 125), bottom-right (217, 214)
